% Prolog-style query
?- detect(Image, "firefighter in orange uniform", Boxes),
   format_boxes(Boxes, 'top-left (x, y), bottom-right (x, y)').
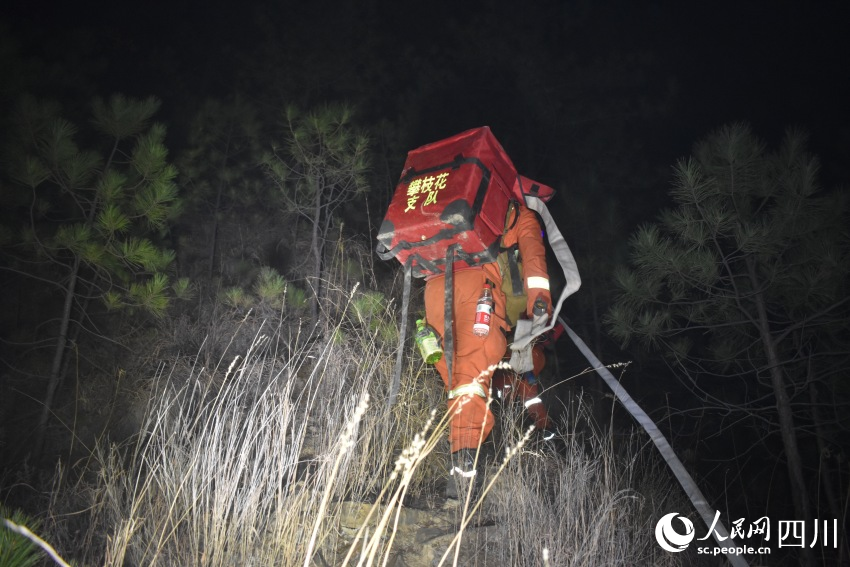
top-left (424, 202), bottom-right (551, 497)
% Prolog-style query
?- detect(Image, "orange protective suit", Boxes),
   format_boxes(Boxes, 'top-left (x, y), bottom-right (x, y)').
top-left (491, 344), bottom-right (552, 431)
top-left (424, 205), bottom-right (551, 452)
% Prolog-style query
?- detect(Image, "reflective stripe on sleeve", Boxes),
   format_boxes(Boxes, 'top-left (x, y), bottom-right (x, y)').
top-left (524, 397), bottom-right (544, 408)
top-left (526, 276), bottom-right (550, 290)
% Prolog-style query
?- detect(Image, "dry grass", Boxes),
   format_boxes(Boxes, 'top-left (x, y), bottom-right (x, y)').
top-left (18, 282), bottom-right (696, 566)
top-left (484, 396), bottom-right (691, 566)
top-left (36, 286), bottom-right (447, 566)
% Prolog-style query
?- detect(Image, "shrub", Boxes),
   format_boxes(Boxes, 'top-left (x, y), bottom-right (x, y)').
top-left (1, 505), bottom-right (42, 567)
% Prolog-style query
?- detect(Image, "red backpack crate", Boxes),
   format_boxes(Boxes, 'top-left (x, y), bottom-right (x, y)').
top-left (376, 126), bottom-right (518, 278)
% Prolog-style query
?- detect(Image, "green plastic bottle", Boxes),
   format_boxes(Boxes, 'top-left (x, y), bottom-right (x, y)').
top-left (415, 319), bottom-right (442, 364)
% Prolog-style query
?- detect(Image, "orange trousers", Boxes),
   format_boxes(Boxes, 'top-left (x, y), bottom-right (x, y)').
top-left (491, 366), bottom-right (553, 431)
top-left (425, 265), bottom-right (507, 452)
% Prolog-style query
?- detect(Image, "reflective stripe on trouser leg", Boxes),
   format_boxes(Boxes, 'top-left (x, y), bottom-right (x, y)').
top-left (447, 381), bottom-right (493, 451)
top-left (448, 382), bottom-right (488, 400)
top-left (451, 466), bottom-right (477, 478)
top-left (524, 396), bottom-right (552, 431)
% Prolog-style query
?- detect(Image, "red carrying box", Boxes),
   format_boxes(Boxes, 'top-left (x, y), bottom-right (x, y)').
top-left (376, 127), bottom-right (518, 278)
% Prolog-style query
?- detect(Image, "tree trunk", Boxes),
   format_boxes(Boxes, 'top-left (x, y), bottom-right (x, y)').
top-left (310, 183), bottom-right (323, 323)
top-left (318, 202), bottom-right (333, 297)
top-left (748, 259), bottom-right (814, 565)
top-left (207, 181), bottom-right (223, 280)
top-left (807, 371), bottom-right (848, 560)
top-left (207, 140), bottom-right (231, 280)
top-left (34, 255), bottom-right (81, 457)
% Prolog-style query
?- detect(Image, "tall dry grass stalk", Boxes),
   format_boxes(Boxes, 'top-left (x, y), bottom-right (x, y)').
top-left (40, 283), bottom-right (442, 566)
top-left (335, 365), bottom-right (693, 567)
top-left (32, 277), bottom-right (696, 566)
top-left (482, 393), bottom-right (691, 566)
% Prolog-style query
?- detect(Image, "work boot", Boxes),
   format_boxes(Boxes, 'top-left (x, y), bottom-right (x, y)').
top-left (445, 448), bottom-right (485, 502)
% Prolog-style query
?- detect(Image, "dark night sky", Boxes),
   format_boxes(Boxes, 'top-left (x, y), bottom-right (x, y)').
top-left (2, 0), bottom-right (849, 184)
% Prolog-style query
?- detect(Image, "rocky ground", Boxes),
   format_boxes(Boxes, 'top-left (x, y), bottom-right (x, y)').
top-left (330, 497), bottom-right (505, 567)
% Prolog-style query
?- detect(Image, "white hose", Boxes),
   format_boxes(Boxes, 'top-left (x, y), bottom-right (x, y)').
top-left (562, 319), bottom-right (748, 566)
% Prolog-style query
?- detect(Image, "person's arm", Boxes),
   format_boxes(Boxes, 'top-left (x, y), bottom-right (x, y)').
top-left (515, 206), bottom-right (552, 316)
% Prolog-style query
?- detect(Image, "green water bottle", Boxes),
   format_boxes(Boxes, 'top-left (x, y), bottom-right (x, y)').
top-left (415, 319), bottom-right (442, 364)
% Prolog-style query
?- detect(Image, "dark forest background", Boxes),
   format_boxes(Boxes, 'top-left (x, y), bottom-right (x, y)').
top-left (1, 1), bottom-right (848, 565)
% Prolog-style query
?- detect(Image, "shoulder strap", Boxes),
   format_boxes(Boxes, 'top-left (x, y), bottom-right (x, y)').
top-left (443, 244), bottom-right (459, 391)
top-left (504, 246), bottom-right (523, 297)
top-left (387, 257), bottom-right (413, 408)
top-left (503, 200), bottom-right (520, 235)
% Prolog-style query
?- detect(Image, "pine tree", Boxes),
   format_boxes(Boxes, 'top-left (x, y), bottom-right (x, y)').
top-left (262, 104), bottom-right (370, 322)
top-left (606, 124), bottom-right (849, 558)
top-left (178, 96), bottom-right (265, 280)
top-left (0, 94), bottom-right (187, 454)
